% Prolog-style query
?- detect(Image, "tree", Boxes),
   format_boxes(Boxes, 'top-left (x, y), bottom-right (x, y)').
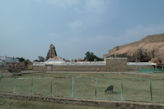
top-left (16, 57), bottom-right (31, 67)
top-left (83, 51), bottom-right (103, 61)
top-left (25, 59), bottom-right (30, 66)
top-left (17, 57), bottom-right (25, 62)
top-left (38, 56), bottom-right (45, 62)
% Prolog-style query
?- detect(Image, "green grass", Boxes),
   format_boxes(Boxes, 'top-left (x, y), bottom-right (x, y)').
top-left (0, 72), bottom-right (164, 103)
top-left (0, 98), bottom-right (114, 109)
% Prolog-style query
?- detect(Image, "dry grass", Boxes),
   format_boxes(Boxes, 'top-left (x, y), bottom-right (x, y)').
top-left (0, 98), bottom-right (114, 109)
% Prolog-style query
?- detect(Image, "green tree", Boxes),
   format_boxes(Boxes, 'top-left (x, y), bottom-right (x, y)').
top-left (84, 51), bottom-right (103, 61)
top-left (38, 56), bottom-right (45, 62)
top-left (25, 59), bottom-right (30, 66)
top-left (16, 57), bottom-right (31, 67)
top-left (17, 57), bottom-right (25, 62)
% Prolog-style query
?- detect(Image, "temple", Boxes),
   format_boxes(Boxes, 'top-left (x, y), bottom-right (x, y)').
top-left (46, 44), bottom-right (57, 60)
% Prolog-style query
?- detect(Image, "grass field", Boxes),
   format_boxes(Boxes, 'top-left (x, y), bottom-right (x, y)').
top-left (0, 72), bottom-right (164, 103)
top-left (0, 98), bottom-right (114, 109)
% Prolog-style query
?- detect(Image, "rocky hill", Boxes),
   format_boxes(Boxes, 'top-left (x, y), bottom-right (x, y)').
top-left (104, 34), bottom-right (164, 64)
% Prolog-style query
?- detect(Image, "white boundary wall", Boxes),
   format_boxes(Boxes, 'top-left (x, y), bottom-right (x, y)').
top-left (127, 62), bottom-right (156, 66)
top-left (33, 61), bottom-right (106, 66)
top-left (33, 61), bottom-right (156, 67)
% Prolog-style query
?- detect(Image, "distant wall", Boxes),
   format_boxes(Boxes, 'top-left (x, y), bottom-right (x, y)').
top-left (33, 58), bottom-right (156, 72)
top-left (106, 58), bottom-right (128, 72)
top-left (33, 66), bottom-right (45, 72)
top-left (51, 65), bottom-right (106, 72)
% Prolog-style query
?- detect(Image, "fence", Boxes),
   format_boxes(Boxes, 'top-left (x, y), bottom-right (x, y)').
top-left (138, 68), bottom-right (164, 73)
top-left (0, 76), bottom-right (164, 103)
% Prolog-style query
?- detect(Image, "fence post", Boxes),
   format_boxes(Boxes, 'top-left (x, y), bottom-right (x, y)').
top-left (50, 78), bottom-right (53, 97)
top-left (0, 75), bottom-right (2, 80)
top-left (150, 79), bottom-right (153, 101)
top-left (120, 79), bottom-right (124, 101)
top-left (95, 78), bottom-right (98, 98)
top-left (31, 77), bottom-right (33, 95)
top-left (72, 77), bottom-right (74, 98)
top-left (0, 75), bottom-right (2, 91)
top-left (13, 78), bottom-right (16, 94)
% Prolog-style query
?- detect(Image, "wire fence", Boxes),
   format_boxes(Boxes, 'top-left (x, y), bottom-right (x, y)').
top-left (138, 68), bottom-right (164, 73)
top-left (0, 76), bottom-right (164, 103)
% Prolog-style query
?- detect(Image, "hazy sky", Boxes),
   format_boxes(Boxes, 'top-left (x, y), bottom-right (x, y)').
top-left (0, 0), bottom-right (164, 60)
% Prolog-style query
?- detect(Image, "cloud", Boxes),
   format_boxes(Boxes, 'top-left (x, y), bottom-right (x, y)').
top-left (34, 0), bottom-right (107, 13)
top-left (63, 24), bottom-right (164, 59)
top-left (122, 24), bottom-right (164, 43)
top-left (69, 20), bottom-right (84, 30)
top-left (35, 0), bottom-right (80, 8)
top-left (85, 0), bottom-right (106, 13)
top-left (48, 32), bottom-right (59, 37)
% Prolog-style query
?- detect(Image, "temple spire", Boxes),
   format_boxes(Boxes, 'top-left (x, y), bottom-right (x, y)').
top-left (46, 44), bottom-right (57, 60)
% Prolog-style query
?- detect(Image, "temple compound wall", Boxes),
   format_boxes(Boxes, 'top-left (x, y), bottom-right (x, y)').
top-left (33, 57), bottom-right (155, 72)
top-left (106, 58), bottom-right (128, 72)
top-left (51, 65), bottom-right (106, 72)
top-left (33, 58), bottom-right (155, 72)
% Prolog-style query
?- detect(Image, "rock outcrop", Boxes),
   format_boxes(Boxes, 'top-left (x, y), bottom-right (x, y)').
top-left (104, 34), bottom-right (164, 64)
top-left (46, 44), bottom-right (57, 60)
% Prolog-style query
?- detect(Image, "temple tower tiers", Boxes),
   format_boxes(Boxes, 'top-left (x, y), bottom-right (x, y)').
top-left (46, 44), bottom-right (57, 60)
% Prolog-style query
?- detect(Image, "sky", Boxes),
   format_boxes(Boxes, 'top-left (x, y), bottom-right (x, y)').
top-left (0, 0), bottom-right (164, 60)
